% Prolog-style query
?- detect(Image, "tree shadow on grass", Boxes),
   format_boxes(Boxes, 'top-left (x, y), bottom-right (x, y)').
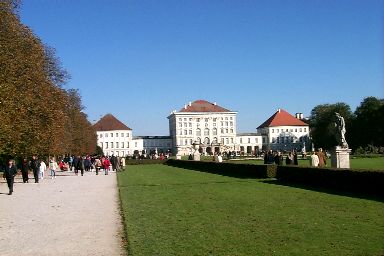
top-left (260, 179), bottom-right (384, 203)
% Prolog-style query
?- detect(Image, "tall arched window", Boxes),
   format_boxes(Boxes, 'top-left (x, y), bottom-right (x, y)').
top-left (213, 128), bottom-right (217, 135)
top-left (197, 137), bottom-right (201, 144)
top-left (204, 137), bottom-right (210, 145)
top-left (204, 128), bottom-right (209, 136)
top-left (196, 128), bottom-right (201, 136)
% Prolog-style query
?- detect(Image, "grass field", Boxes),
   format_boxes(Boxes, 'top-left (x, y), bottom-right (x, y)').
top-left (179, 155), bottom-right (384, 170)
top-left (227, 156), bottom-right (384, 169)
top-left (118, 164), bottom-right (384, 255)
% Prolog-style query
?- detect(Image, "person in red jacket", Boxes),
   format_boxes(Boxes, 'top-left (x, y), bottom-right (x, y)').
top-left (103, 157), bottom-right (110, 175)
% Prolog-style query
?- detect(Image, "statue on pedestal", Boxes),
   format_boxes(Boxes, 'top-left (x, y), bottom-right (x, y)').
top-left (335, 112), bottom-right (348, 149)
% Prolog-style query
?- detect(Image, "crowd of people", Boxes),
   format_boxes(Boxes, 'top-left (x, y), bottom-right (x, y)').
top-left (262, 148), bottom-right (327, 167)
top-left (1, 155), bottom-right (126, 195)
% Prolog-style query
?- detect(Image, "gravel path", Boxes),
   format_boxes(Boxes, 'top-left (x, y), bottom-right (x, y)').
top-left (0, 170), bottom-right (125, 256)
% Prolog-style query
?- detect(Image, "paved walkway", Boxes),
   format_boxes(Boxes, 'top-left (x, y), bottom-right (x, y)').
top-left (0, 170), bottom-right (125, 256)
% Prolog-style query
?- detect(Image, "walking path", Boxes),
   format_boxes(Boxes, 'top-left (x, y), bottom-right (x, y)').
top-left (0, 170), bottom-right (124, 256)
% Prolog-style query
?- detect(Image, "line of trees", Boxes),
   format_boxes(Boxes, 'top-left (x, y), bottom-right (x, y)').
top-left (0, 0), bottom-right (96, 159)
top-left (309, 96), bottom-right (384, 153)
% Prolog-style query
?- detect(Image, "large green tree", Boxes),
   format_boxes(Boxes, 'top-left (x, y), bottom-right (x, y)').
top-left (309, 103), bottom-right (354, 150)
top-left (351, 97), bottom-right (384, 149)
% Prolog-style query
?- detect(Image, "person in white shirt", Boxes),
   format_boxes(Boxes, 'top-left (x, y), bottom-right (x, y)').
top-left (310, 151), bottom-right (319, 167)
top-left (39, 160), bottom-right (47, 180)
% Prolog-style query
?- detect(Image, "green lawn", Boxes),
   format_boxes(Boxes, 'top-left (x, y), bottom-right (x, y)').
top-left (118, 164), bottom-right (384, 255)
top-left (227, 157), bottom-right (384, 169)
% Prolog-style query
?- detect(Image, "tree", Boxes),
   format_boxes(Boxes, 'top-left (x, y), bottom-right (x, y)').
top-left (351, 97), bottom-right (384, 149)
top-left (309, 103), bottom-right (354, 150)
top-left (0, 1), bottom-right (96, 158)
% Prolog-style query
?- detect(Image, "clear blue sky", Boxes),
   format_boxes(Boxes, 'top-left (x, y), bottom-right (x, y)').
top-left (20, 0), bottom-right (383, 135)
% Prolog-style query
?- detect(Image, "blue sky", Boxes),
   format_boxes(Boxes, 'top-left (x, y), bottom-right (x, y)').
top-left (20, 0), bottom-right (383, 135)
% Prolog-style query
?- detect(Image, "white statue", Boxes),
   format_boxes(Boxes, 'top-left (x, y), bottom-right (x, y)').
top-left (335, 112), bottom-right (348, 148)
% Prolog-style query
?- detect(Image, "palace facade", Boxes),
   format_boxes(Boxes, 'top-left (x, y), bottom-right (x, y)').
top-left (94, 101), bottom-right (311, 157)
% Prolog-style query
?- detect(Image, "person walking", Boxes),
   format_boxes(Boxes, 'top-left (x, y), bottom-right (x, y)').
top-left (285, 152), bottom-right (293, 165)
top-left (30, 156), bottom-right (40, 183)
top-left (39, 159), bottom-right (46, 180)
top-left (316, 148), bottom-right (327, 167)
top-left (103, 157), bottom-right (110, 175)
top-left (95, 157), bottom-right (102, 175)
top-left (77, 156), bottom-right (85, 176)
top-left (3, 159), bottom-right (17, 195)
top-left (20, 158), bottom-right (29, 183)
top-left (49, 157), bottom-right (58, 179)
top-left (293, 150), bottom-right (298, 165)
top-left (310, 151), bottom-right (319, 167)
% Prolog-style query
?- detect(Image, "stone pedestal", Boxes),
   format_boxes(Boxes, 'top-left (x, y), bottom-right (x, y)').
top-left (331, 147), bottom-right (352, 168)
top-left (193, 152), bottom-right (201, 161)
top-left (176, 154), bottom-right (182, 160)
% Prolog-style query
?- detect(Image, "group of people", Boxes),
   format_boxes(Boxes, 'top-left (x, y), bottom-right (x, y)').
top-left (2, 154), bottom-right (126, 195)
top-left (310, 148), bottom-right (327, 167)
top-left (263, 150), bottom-right (299, 165)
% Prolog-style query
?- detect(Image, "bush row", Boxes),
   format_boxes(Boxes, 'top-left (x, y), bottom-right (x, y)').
top-left (165, 159), bottom-right (276, 178)
top-left (164, 160), bottom-right (384, 196)
top-left (125, 159), bottom-right (167, 165)
top-left (276, 165), bottom-right (384, 195)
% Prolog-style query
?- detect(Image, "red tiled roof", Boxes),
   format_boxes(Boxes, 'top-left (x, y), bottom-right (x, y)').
top-left (257, 109), bottom-right (308, 128)
top-left (179, 100), bottom-right (231, 112)
top-left (93, 114), bottom-right (132, 131)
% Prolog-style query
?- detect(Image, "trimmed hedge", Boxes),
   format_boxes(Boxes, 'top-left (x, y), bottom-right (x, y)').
top-left (125, 159), bottom-right (167, 165)
top-left (164, 160), bottom-right (384, 196)
top-left (165, 159), bottom-right (276, 178)
top-left (276, 165), bottom-right (384, 196)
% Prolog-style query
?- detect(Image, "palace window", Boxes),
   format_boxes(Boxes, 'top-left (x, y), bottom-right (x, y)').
top-left (204, 128), bottom-right (209, 136)
top-left (196, 128), bottom-right (201, 136)
top-left (240, 138), bottom-right (243, 143)
top-left (213, 128), bottom-right (217, 135)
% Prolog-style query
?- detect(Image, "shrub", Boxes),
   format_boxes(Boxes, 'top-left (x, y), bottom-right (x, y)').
top-left (125, 159), bottom-right (166, 165)
top-left (165, 159), bottom-right (276, 178)
top-left (276, 165), bottom-right (384, 196)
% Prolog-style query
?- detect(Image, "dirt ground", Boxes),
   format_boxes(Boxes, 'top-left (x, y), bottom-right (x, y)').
top-left (0, 170), bottom-right (125, 256)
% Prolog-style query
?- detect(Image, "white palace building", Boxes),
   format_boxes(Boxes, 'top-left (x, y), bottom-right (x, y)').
top-left (94, 100), bottom-right (310, 157)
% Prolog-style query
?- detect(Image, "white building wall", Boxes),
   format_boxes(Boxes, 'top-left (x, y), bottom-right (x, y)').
top-left (97, 129), bottom-right (133, 157)
top-left (259, 125), bottom-right (310, 151)
top-left (236, 134), bottom-right (263, 154)
top-left (168, 112), bottom-right (238, 155)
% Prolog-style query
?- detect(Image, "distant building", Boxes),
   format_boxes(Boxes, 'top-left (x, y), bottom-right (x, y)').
top-left (168, 100), bottom-right (238, 155)
top-left (94, 114), bottom-right (172, 157)
top-left (134, 136), bottom-right (172, 154)
top-left (236, 133), bottom-right (263, 155)
top-left (257, 108), bottom-right (310, 152)
top-left (93, 114), bottom-right (133, 157)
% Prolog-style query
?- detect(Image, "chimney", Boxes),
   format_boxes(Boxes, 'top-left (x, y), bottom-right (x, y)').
top-left (189, 102), bottom-right (192, 106)
top-left (277, 108), bottom-right (281, 113)
top-left (184, 104), bottom-right (187, 109)
top-left (213, 102), bottom-right (217, 106)
top-left (295, 113), bottom-right (303, 119)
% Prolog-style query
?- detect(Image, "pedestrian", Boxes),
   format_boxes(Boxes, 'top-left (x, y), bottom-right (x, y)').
top-left (310, 151), bottom-right (319, 167)
top-left (39, 159), bottom-right (46, 180)
top-left (77, 156), bottom-right (85, 176)
top-left (49, 157), bottom-right (58, 179)
top-left (95, 157), bottom-right (102, 175)
top-left (20, 158), bottom-right (29, 183)
top-left (120, 156), bottom-right (126, 170)
top-left (103, 157), bottom-right (110, 175)
top-left (30, 156), bottom-right (40, 183)
top-left (274, 151), bottom-right (283, 165)
top-left (3, 159), bottom-right (17, 195)
top-left (73, 156), bottom-right (79, 174)
top-left (285, 152), bottom-right (293, 165)
top-left (316, 148), bottom-right (327, 167)
top-left (293, 150), bottom-right (298, 165)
